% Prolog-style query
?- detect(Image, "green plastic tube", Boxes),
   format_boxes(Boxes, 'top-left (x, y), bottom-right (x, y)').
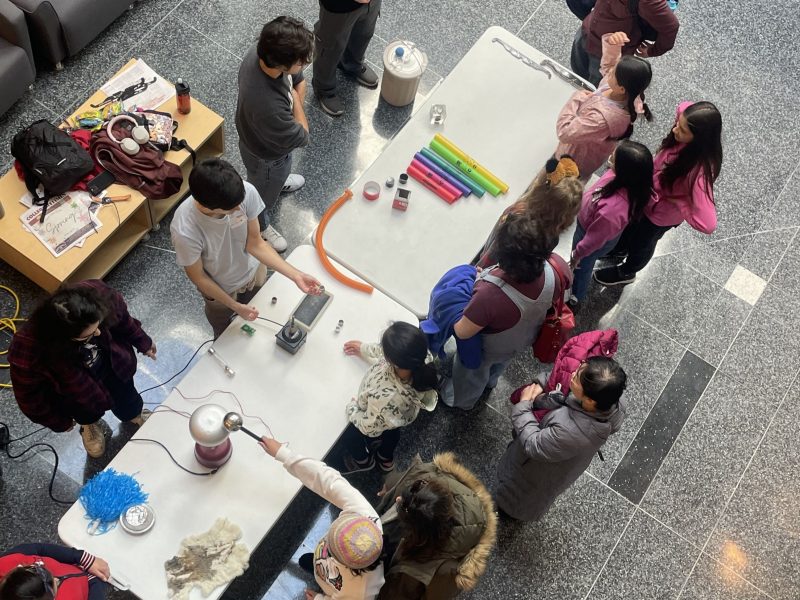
top-left (420, 147), bottom-right (486, 197)
top-left (429, 139), bottom-right (502, 196)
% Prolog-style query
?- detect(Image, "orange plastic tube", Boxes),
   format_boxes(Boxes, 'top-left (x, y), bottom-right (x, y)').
top-left (315, 189), bottom-right (374, 294)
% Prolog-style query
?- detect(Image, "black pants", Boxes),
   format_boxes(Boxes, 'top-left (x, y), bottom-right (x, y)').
top-left (569, 27), bottom-right (602, 86)
top-left (613, 216), bottom-right (676, 276)
top-left (72, 373), bottom-right (143, 425)
top-left (89, 579), bottom-right (109, 600)
top-left (347, 423), bottom-right (401, 461)
top-left (312, 0), bottom-right (381, 96)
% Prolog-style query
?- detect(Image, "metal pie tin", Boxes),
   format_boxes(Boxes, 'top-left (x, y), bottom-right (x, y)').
top-left (119, 504), bottom-right (155, 535)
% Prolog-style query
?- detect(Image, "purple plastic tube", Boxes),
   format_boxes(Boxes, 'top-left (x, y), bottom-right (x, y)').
top-left (414, 152), bottom-right (472, 197)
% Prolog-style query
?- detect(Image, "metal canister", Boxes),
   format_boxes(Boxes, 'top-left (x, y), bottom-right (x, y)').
top-left (380, 41), bottom-right (428, 107)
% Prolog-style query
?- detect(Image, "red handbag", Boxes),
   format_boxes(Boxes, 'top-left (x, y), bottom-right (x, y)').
top-left (532, 256), bottom-right (575, 363)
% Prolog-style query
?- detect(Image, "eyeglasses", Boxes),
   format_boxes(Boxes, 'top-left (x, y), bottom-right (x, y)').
top-left (72, 324), bottom-right (100, 342)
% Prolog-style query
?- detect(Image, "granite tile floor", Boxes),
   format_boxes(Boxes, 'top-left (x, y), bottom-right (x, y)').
top-left (0, 0), bottom-right (798, 598)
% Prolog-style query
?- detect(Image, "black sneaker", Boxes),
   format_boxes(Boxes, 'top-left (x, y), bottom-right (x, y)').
top-left (298, 553), bottom-right (314, 573)
top-left (593, 266), bottom-right (636, 286)
top-left (339, 63), bottom-right (379, 88)
top-left (342, 453), bottom-right (375, 474)
top-left (566, 294), bottom-right (580, 311)
top-left (317, 93), bottom-right (344, 117)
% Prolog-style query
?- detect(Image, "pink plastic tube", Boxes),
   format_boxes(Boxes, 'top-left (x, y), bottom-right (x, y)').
top-left (407, 163), bottom-right (460, 203)
top-left (410, 159), bottom-right (462, 199)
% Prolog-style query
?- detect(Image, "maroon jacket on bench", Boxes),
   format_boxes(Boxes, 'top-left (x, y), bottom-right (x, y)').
top-left (9, 280), bottom-right (152, 431)
top-left (583, 0), bottom-right (679, 58)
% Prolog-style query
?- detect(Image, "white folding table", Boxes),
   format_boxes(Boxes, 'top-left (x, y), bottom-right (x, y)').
top-left (58, 245), bottom-right (417, 599)
top-left (319, 26), bottom-right (583, 317)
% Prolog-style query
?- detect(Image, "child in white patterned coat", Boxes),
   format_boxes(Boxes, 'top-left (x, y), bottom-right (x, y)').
top-left (342, 322), bottom-right (438, 473)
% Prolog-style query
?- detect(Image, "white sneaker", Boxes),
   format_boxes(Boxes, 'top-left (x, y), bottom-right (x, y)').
top-left (281, 174), bottom-right (305, 193)
top-left (261, 225), bottom-right (287, 252)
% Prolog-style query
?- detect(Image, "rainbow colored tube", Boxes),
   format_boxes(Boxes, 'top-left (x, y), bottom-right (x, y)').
top-left (414, 152), bottom-right (472, 197)
top-left (407, 163), bottom-right (460, 203)
top-left (433, 133), bottom-right (509, 194)
top-left (420, 148), bottom-right (486, 197)
top-left (410, 158), bottom-right (462, 199)
top-left (429, 139), bottom-right (502, 196)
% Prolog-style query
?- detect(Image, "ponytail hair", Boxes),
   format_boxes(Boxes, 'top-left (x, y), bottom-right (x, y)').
top-left (614, 56), bottom-right (653, 139)
top-left (381, 322), bottom-right (438, 392)
top-left (397, 479), bottom-right (455, 561)
top-left (0, 565), bottom-right (55, 600)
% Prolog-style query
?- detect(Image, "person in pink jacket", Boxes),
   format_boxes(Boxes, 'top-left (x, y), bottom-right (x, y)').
top-left (594, 101), bottom-right (723, 286)
top-left (569, 140), bottom-right (653, 305)
top-left (555, 31), bottom-right (653, 182)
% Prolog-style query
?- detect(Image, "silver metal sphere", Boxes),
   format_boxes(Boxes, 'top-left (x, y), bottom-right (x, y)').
top-left (189, 404), bottom-right (230, 446)
top-left (223, 412), bottom-right (243, 432)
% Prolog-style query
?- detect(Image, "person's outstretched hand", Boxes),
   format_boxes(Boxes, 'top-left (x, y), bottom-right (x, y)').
top-left (259, 436), bottom-right (283, 457)
top-left (293, 272), bottom-right (323, 295)
top-left (88, 557), bottom-right (111, 581)
top-left (343, 340), bottom-right (362, 356)
top-left (144, 342), bottom-right (157, 360)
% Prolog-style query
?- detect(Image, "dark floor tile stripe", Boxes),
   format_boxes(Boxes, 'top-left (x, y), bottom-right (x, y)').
top-left (608, 351), bottom-right (716, 504)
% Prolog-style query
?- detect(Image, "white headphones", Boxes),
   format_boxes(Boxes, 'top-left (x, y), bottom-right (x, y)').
top-left (107, 114), bottom-right (150, 156)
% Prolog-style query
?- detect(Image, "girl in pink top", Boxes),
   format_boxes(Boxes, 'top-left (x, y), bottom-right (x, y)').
top-left (594, 101), bottom-right (723, 286)
top-left (569, 140), bottom-right (653, 304)
top-left (555, 31), bottom-right (653, 182)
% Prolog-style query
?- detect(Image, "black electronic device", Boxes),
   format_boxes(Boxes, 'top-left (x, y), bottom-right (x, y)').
top-left (275, 317), bottom-right (307, 354)
top-left (290, 290), bottom-right (333, 331)
top-left (87, 170), bottom-right (116, 196)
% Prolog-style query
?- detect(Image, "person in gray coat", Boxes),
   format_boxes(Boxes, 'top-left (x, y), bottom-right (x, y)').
top-left (496, 356), bottom-right (627, 520)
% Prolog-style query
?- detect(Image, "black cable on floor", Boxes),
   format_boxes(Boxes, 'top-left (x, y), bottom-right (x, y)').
top-left (139, 339), bottom-right (213, 395)
top-left (0, 421), bottom-right (75, 506)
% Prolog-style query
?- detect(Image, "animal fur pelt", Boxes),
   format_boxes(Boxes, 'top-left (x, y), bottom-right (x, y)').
top-left (164, 518), bottom-right (250, 599)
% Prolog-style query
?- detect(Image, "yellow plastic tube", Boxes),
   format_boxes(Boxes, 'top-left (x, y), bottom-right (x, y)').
top-left (433, 133), bottom-right (509, 193)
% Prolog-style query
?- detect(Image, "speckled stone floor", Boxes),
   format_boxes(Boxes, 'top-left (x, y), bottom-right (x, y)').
top-left (1, 1), bottom-right (799, 599)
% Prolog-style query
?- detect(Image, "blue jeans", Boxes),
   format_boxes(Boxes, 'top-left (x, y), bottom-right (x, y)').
top-left (571, 222), bottom-right (621, 301)
top-left (239, 142), bottom-right (293, 231)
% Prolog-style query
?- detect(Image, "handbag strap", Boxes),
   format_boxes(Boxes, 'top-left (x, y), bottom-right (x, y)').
top-left (546, 256), bottom-right (568, 317)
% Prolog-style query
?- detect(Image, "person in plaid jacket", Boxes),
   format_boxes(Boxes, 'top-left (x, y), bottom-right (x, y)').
top-left (8, 280), bottom-right (156, 458)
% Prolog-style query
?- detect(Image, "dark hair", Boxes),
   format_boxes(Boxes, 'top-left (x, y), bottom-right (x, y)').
top-left (0, 565), bottom-right (55, 600)
top-left (579, 356), bottom-right (627, 411)
top-left (28, 284), bottom-right (112, 352)
top-left (188, 159), bottom-right (245, 210)
top-left (659, 101), bottom-right (723, 196)
top-left (599, 141), bottom-right (654, 222)
top-left (614, 56), bottom-right (653, 138)
top-left (495, 214), bottom-right (557, 283)
top-left (257, 16), bottom-right (314, 69)
top-left (381, 322), bottom-right (438, 392)
top-left (396, 479), bottom-right (455, 562)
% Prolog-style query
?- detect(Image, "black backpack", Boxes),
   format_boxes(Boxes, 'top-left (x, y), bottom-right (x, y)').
top-left (11, 120), bottom-right (95, 222)
top-left (629, 0), bottom-right (679, 42)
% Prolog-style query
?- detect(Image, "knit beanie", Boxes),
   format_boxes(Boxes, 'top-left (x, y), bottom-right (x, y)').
top-left (327, 515), bottom-right (383, 570)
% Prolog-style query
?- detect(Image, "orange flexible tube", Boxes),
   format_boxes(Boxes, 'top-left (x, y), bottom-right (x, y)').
top-left (315, 189), bottom-right (374, 294)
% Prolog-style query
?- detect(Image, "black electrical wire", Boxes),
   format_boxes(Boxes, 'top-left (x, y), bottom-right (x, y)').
top-left (139, 338), bottom-right (213, 395)
top-left (256, 316), bottom-right (284, 327)
top-left (0, 422), bottom-right (74, 505)
top-left (128, 439), bottom-right (218, 476)
top-left (8, 425), bottom-right (46, 443)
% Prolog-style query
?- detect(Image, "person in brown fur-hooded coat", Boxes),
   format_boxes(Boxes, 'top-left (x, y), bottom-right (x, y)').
top-left (375, 453), bottom-right (497, 599)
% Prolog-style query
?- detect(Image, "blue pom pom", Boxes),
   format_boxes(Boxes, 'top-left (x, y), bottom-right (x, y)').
top-left (79, 469), bottom-right (148, 534)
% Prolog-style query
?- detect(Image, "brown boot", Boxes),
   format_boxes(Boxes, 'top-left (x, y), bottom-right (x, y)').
top-left (128, 408), bottom-right (152, 427)
top-left (79, 421), bottom-right (106, 458)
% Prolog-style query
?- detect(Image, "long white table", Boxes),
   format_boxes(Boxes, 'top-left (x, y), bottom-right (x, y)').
top-left (319, 26), bottom-right (582, 317)
top-left (58, 245), bottom-right (418, 600)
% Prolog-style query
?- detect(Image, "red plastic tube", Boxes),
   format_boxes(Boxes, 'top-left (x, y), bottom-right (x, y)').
top-left (410, 159), bottom-right (462, 199)
top-left (407, 164), bottom-right (460, 204)
top-left (314, 189), bottom-right (374, 294)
